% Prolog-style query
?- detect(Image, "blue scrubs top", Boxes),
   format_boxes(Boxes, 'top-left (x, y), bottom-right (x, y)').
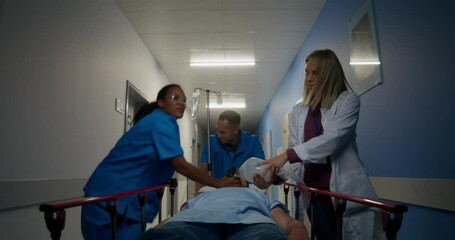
top-left (201, 131), bottom-right (265, 179)
top-left (166, 187), bottom-right (286, 225)
top-left (83, 108), bottom-right (183, 221)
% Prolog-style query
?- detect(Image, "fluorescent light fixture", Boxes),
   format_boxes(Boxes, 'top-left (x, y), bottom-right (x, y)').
top-left (209, 102), bottom-right (246, 109)
top-left (350, 61), bottom-right (381, 65)
top-left (190, 61), bottom-right (255, 67)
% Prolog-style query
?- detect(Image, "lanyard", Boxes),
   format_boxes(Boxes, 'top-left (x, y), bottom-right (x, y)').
top-left (311, 109), bottom-right (321, 136)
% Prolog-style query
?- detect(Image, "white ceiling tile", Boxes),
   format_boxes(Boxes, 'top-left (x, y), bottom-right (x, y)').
top-left (126, 11), bottom-right (223, 33)
top-left (295, 0), bottom-right (327, 9)
top-left (253, 48), bottom-right (298, 62)
top-left (142, 33), bottom-right (224, 51)
top-left (149, 50), bottom-right (191, 63)
top-left (222, 10), bottom-right (296, 32)
top-left (293, 9), bottom-right (323, 31)
top-left (150, 0), bottom-right (223, 10)
top-left (224, 32), bottom-right (302, 49)
top-left (221, 0), bottom-right (308, 10)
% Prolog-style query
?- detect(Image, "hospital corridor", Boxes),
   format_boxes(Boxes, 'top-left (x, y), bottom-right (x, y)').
top-left (1, 0), bottom-right (454, 239)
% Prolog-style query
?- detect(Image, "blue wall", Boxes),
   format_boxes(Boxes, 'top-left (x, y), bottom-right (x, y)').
top-left (256, 0), bottom-right (455, 239)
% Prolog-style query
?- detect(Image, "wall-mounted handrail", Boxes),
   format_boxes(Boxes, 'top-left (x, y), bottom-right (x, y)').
top-left (39, 178), bottom-right (178, 240)
top-left (284, 182), bottom-right (408, 240)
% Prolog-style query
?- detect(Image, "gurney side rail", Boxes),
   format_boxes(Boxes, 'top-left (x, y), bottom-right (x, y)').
top-left (38, 178), bottom-right (178, 240)
top-left (284, 182), bottom-right (408, 240)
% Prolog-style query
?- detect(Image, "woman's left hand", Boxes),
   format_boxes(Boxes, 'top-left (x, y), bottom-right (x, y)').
top-left (256, 152), bottom-right (288, 177)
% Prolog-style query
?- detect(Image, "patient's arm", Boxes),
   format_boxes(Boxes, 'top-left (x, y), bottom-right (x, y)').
top-left (270, 207), bottom-right (308, 240)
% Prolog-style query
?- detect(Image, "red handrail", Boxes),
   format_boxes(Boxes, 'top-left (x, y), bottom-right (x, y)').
top-left (39, 178), bottom-right (178, 240)
top-left (284, 182), bottom-right (407, 240)
top-left (39, 182), bottom-right (171, 212)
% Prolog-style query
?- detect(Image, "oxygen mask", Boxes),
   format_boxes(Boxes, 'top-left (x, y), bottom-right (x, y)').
top-left (239, 157), bottom-right (270, 183)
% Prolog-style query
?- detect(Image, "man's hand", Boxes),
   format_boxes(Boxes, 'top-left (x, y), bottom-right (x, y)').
top-left (217, 176), bottom-right (242, 188)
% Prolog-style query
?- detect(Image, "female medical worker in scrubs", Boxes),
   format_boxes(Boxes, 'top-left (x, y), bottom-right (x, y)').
top-left (81, 84), bottom-right (242, 240)
top-left (255, 49), bottom-right (384, 240)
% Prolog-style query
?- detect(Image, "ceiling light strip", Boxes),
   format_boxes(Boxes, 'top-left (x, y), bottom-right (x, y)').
top-left (190, 62), bottom-right (255, 67)
top-left (349, 61), bottom-right (381, 65)
top-left (209, 102), bottom-right (246, 109)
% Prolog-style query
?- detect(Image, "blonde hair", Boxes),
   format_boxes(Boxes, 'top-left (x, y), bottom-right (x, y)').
top-left (303, 49), bottom-right (352, 109)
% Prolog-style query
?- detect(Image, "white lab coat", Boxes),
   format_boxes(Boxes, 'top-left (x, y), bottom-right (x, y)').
top-left (281, 91), bottom-right (385, 240)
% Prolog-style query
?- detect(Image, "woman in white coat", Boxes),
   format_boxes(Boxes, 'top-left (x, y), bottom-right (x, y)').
top-left (255, 49), bottom-right (384, 240)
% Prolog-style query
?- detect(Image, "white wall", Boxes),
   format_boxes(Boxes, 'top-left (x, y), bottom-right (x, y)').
top-left (0, 0), bottom-right (193, 239)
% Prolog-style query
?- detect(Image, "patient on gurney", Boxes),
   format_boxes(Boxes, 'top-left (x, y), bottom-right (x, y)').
top-left (140, 186), bottom-right (308, 240)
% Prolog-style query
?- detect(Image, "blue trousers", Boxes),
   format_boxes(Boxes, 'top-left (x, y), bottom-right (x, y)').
top-left (308, 194), bottom-right (337, 240)
top-left (140, 222), bottom-right (288, 240)
top-left (81, 202), bottom-right (142, 240)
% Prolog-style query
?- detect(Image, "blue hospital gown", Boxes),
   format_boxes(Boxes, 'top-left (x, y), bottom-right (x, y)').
top-left (166, 187), bottom-right (286, 225)
top-left (139, 187), bottom-right (290, 240)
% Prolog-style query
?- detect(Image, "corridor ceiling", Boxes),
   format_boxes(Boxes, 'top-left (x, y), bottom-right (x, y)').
top-left (116, 0), bottom-right (326, 133)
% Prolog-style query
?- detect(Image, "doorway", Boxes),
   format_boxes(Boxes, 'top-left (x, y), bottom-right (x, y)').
top-left (124, 80), bottom-right (149, 132)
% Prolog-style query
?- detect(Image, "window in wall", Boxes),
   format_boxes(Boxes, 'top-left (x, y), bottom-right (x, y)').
top-left (348, 0), bottom-right (383, 95)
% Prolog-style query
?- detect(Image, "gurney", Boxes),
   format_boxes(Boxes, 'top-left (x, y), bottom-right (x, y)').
top-left (39, 179), bottom-right (407, 240)
top-left (140, 186), bottom-right (307, 240)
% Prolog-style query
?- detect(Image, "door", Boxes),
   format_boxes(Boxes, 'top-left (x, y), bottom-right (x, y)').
top-left (124, 80), bottom-right (149, 132)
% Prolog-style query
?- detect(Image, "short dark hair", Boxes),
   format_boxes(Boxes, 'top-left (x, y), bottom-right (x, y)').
top-left (218, 110), bottom-right (241, 126)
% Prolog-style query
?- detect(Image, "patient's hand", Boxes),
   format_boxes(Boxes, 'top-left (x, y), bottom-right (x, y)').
top-left (218, 176), bottom-right (242, 188)
top-left (271, 206), bottom-right (309, 240)
top-left (253, 173), bottom-right (273, 189)
top-left (287, 223), bottom-right (309, 240)
top-left (239, 177), bottom-right (249, 187)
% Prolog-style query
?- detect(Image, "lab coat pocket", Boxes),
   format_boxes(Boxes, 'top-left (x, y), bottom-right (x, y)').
top-left (339, 168), bottom-right (371, 198)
